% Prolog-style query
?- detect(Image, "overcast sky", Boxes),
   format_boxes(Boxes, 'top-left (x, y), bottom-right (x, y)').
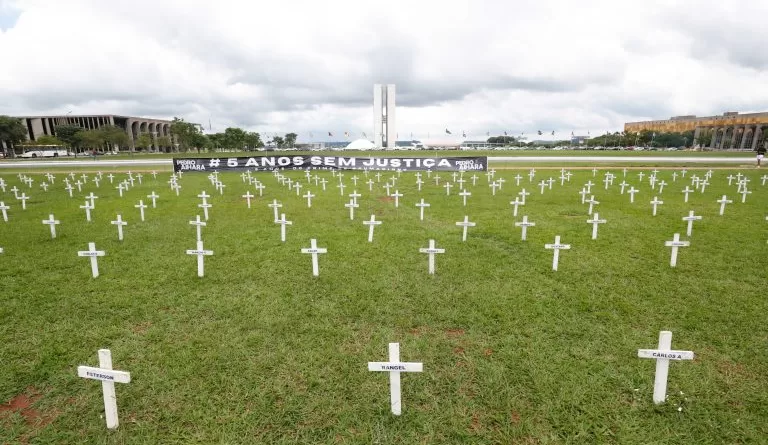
top-left (1, 0), bottom-right (767, 142)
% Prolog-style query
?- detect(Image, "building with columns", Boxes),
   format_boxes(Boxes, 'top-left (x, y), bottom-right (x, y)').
top-left (625, 111), bottom-right (768, 150)
top-left (16, 114), bottom-right (176, 151)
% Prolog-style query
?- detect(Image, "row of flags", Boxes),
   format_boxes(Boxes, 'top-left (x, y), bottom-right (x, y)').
top-left (272, 130), bottom-right (627, 140)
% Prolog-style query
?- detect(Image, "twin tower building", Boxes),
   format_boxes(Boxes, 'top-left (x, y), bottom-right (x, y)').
top-left (373, 84), bottom-right (396, 149)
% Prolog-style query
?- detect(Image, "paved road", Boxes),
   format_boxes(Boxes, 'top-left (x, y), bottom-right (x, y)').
top-left (0, 155), bottom-right (754, 169)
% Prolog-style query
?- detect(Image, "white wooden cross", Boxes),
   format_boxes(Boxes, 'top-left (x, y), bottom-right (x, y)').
top-left (320, 178), bottom-right (328, 191)
top-left (367, 342), bottom-right (423, 416)
top-left (136, 173), bottom-right (143, 185)
top-left (578, 188), bottom-right (588, 204)
top-left (78, 242), bottom-right (106, 278)
top-left (242, 191), bottom-right (254, 209)
top-left (276, 213), bottom-right (292, 241)
top-left (65, 183), bottom-right (74, 197)
top-left (107, 173), bottom-right (115, 183)
top-left (510, 197), bottom-right (523, 216)
top-left (383, 182), bottom-right (392, 196)
top-left (345, 199), bottom-right (359, 220)
top-left (544, 236), bottom-right (570, 271)
top-left (40, 182), bottom-right (48, 192)
top-left (111, 214), bottom-right (128, 241)
top-left (366, 179), bottom-right (374, 191)
top-left (586, 195), bottom-right (599, 214)
top-left (189, 215), bottom-right (206, 242)
top-left (0, 202), bottom-right (9, 222)
top-left (456, 216), bottom-right (476, 242)
top-left (657, 180), bottom-right (667, 194)
top-left (349, 190), bottom-right (362, 205)
top-left (268, 199), bottom-right (282, 222)
top-left (133, 200), bottom-right (147, 222)
top-left (391, 190), bottom-right (403, 208)
top-left (80, 201), bottom-right (93, 222)
top-left (538, 180), bottom-right (547, 194)
top-left (294, 181), bottom-right (303, 196)
top-left (18, 193), bottom-right (29, 210)
top-left (592, 167), bottom-right (598, 177)
top-left (638, 171), bottom-right (645, 182)
top-left (303, 191), bottom-right (315, 208)
top-left (650, 196), bottom-right (663, 216)
top-left (415, 199), bottom-right (430, 221)
top-left (682, 211), bottom-right (702, 237)
top-left (471, 174), bottom-right (478, 186)
top-left (351, 175), bottom-right (359, 186)
top-left (444, 182), bottom-right (452, 195)
top-left (337, 182), bottom-right (346, 196)
top-left (584, 180), bottom-right (594, 194)
top-left (627, 187), bottom-right (638, 203)
top-left (363, 215), bottom-right (382, 242)
top-left (490, 181), bottom-right (501, 196)
top-left (434, 174), bottom-right (441, 185)
top-left (681, 186), bottom-right (692, 203)
top-left (716, 195), bottom-right (732, 216)
top-left (75, 181), bottom-right (83, 192)
top-left (254, 182), bottom-right (265, 197)
top-left (301, 238), bottom-right (327, 276)
top-left (740, 188), bottom-right (751, 203)
top-left (619, 181), bottom-right (628, 194)
top-left (664, 233), bottom-right (690, 267)
top-left (545, 177), bottom-right (554, 190)
top-left (515, 215), bottom-right (535, 240)
top-left (86, 192), bottom-right (98, 209)
top-left (761, 174), bottom-right (768, 186)
top-left (459, 189), bottom-right (471, 206)
top-left (116, 183), bottom-right (125, 197)
top-left (10, 185), bottom-right (19, 198)
top-left (198, 201), bottom-right (212, 221)
top-left (147, 190), bottom-right (159, 209)
top-left (638, 331), bottom-right (694, 404)
top-left (456, 178), bottom-right (466, 189)
top-left (42, 214), bottom-right (60, 239)
top-left (77, 349), bottom-right (131, 429)
top-left (528, 168), bottom-right (536, 182)
top-left (699, 179), bottom-right (709, 194)
top-left (586, 213), bottom-right (606, 240)
top-left (186, 240), bottom-right (213, 277)
top-left (514, 174), bottom-right (522, 186)
top-left (419, 239), bottom-right (445, 274)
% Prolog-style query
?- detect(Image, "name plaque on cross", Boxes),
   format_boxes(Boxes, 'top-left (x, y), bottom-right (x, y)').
top-left (367, 343), bottom-right (423, 416)
top-left (77, 349), bottom-right (131, 429)
top-left (637, 331), bottom-right (694, 404)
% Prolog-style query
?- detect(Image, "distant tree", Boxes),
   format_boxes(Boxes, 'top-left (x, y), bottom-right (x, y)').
top-left (100, 125), bottom-right (128, 151)
top-left (157, 135), bottom-right (172, 152)
top-left (170, 117), bottom-right (201, 152)
top-left (244, 131), bottom-right (263, 150)
top-left (34, 135), bottom-right (64, 146)
top-left (271, 136), bottom-right (285, 148)
top-left (135, 133), bottom-right (153, 151)
top-left (189, 132), bottom-right (208, 153)
top-left (284, 132), bottom-right (297, 148)
top-left (223, 127), bottom-right (247, 149)
top-left (487, 135), bottom-right (517, 144)
top-left (53, 125), bottom-right (83, 151)
top-left (0, 115), bottom-right (28, 157)
top-left (76, 130), bottom-right (105, 152)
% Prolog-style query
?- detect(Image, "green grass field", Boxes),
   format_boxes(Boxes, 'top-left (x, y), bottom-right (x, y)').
top-left (1, 164), bottom-right (766, 444)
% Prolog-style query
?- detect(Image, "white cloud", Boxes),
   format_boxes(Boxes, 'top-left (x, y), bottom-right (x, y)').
top-left (0, 0), bottom-right (766, 141)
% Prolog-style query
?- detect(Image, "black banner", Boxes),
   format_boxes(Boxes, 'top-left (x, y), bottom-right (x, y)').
top-left (173, 155), bottom-right (487, 173)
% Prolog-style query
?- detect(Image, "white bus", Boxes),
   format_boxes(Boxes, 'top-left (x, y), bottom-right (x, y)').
top-left (19, 145), bottom-right (74, 158)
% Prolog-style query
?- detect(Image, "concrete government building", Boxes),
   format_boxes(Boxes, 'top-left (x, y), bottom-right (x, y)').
top-left (625, 111), bottom-right (768, 150)
top-left (17, 114), bottom-right (175, 150)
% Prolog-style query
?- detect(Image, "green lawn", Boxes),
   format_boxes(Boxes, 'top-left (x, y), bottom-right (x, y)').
top-left (1, 164), bottom-right (766, 443)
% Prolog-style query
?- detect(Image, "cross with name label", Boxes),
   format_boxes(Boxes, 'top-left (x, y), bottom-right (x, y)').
top-left (242, 191), bottom-right (254, 209)
top-left (509, 197), bottom-right (523, 216)
top-left (111, 215), bottom-right (128, 241)
top-left (77, 349), bottom-right (131, 429)
top-left (544, 236), bottom-right (570, 271)
top-left (586, 195), bottom-right (599, 214)
top-left (637, 331), bottom-right (694, 404)
top-left (515, 215), bottom-right (535, 240)
top-left (80, 201), bottom-right (93, 222)
top-left (627, 187), bottom-right (639, 203)
top-left (42, 214), bottom-right (60, 239)
top-left (18, 193), bottom-right (29, 210)
top-left (586, 213), bottom-right (606, 240)
top-left (134, 200), bottom-right (147, 221)
top-left (363, 215), bottom-right (382, 242)
top-left (78, 242), bottom-right (106, 277)
top-left (650, 196), bottom-right (663, 216)
top-left (716, 195), bottom-right (732, 216)
top-left (189, 215), bottom-right (206, 241)
top-left (186, 240), bottom-right (213, 277)
top-left (268, 199), bottom-right (282, 222)
top-left (682, 211), bottom-right (702, 237)
top-left (301, 238), bottom-right (327, 277)
top-left (456, 216), bottom-right (476, 242)
top-left (276, 213), bottom-right (292, 241)
top-left (419, 239), bottom-right (445, 274)
top-left (391, 190), bottom-right (403, 208)
top-left (0, 202), bottom-right (8, 222)
top-left (367, 342), bottom-right (423, 416)
top-left (345, 199), bottom-right (359, 220)
top-left (664, 233), bottom-right (690, 267)
top-left (415, 199), bottom-right (430, 221)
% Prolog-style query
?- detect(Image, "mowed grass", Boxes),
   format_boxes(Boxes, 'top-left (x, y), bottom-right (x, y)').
top-left (0, 165), bottom-right (767, 444)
